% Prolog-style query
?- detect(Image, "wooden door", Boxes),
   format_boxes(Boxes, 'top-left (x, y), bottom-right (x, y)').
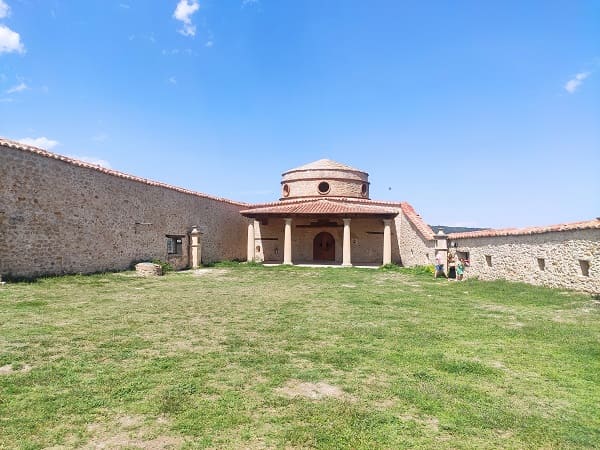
top-left (313, 232), bottom-right (335, 261)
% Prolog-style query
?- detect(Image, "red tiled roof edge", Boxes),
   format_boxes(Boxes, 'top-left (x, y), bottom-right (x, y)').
top-left (247, 196), bottom-right (407, 208)
top-left (244, 197), bottom-right (435, 240)
top-left (448, 219), bottom-right (600, 239)
top-left (399, 202), bottom-right (435, 240)
top-left (0, 137), bottom-right (249, 207)
top-left (240, 198), bottom-right (399, 215)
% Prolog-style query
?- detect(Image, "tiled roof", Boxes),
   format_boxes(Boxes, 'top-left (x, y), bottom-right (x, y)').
top-left (284, 159), bottom-right (366, 174)
top-left (243, 196), bottom-right (435, 239)
top-left (241, 198), bottom-right (398, 216)
top-left (398, 202), bottom-right (436, 240)
top-left (448, 219), bottom-right (600, 239)
top-left (0, 137), bottom-right (248, 207)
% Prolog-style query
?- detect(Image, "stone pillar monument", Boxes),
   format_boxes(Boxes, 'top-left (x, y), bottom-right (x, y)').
top-left (342, 218), bottom-right (352, 267)
top-left (382, 219), bottom-right (392, 265)
top-left (190, 227), bottom-right (202, 269)
top-left (434, 229), bottom-right (448, 277)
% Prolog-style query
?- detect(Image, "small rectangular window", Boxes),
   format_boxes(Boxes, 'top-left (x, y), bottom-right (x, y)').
top-left (485, 255), bottom-right (492, 267)
top-left (579, 259), bottom-right (590, 277)
top-left (166, 235), bottom-right (183, 255)
top-left (537, 258), bottom-right (546, 271)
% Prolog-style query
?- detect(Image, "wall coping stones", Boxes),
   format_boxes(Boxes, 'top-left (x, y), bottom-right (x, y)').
top-left (449, 218), bottom-right (600, 240)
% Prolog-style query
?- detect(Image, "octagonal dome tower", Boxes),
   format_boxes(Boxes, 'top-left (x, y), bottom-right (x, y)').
top-left (280, 159), bottom-right (370, 201)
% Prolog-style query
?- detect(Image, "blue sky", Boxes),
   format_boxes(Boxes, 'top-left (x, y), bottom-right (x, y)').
top-left (1, 0), bottom-right (598, 228)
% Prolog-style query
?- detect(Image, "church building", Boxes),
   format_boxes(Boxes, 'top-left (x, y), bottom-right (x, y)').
top-left (241, 159), bottom-right (433, 266)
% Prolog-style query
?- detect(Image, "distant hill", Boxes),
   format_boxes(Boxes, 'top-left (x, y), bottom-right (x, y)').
top-left (429, 225), bottom-right (490, 234)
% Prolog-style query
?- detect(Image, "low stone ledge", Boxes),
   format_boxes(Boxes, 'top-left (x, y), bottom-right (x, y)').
top-left (135, 262), bottom-right (163, 277)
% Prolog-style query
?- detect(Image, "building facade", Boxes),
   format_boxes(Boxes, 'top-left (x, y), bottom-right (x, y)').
top-left (1, 137), bottom-right (599, 292)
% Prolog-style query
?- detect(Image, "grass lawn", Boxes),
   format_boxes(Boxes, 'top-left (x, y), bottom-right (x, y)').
top-left (0, 264), bottom-right (599, 449)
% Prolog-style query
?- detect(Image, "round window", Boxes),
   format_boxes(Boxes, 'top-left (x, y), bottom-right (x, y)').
top-left (282, 184), bottom-right (290, 197)
top-left (318, 181), bottom-right (330, 195)
top-left (361, 183), bottom-right (368, 197)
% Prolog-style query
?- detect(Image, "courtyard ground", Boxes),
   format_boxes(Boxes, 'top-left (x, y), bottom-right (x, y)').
top-left (0, 264), bottom-right (598, 449)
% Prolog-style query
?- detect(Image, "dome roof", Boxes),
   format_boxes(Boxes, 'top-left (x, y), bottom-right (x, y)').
top-left (280, 158), bottom-right (370, 200)
top-left (283, 159), bottom-right (367, 175)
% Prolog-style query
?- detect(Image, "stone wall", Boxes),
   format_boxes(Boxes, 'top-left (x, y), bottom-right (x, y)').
top-left (280, 179), bottom-right (369, 200)
top-left (396, 211), bottom-right (435, 266)
top-left (0, 142), bottom-right (248, 278)
top-left (281, 166), bottom-right (369, 200)
top-left (450, 228), bottom-right (600, 293)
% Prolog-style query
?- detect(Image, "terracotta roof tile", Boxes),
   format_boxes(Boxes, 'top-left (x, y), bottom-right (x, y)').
top-left (243, 196), bottom-right (435, 239)
top-left (448, 219), bottom-right (600, 239)
top-left (241, 198), bottom-right (398, 216)
top-left (0, 137), bottom-right (248, 207)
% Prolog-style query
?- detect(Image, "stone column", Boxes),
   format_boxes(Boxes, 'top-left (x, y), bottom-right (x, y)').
top-left (190, 227), bottom-right (202, 269)
top-left (283, 218), bottom-right (293, 265)
top-left (434, 229), bottom-right (449, 277)
top-left (342, 218), bottom-right (352, 267)
top-left (383, 219), bottom-right (392, 265)
top-left (247, 219), bottom-right (255, 263)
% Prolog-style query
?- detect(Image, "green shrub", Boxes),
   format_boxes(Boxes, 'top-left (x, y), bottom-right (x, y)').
top-left (151, 259), bottom-right (173, 273)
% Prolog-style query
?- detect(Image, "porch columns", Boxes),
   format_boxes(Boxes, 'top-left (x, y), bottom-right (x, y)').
top-left (247, 219), bottom-right (255, 262)
top-left (342, 218), bottom-right (352, 267)
top-left (283, 218), bottom-right (293, 265)
top-left (383, 219), bottom-right (392, 265)
top-left (190, 227), bottom-right (202, 269)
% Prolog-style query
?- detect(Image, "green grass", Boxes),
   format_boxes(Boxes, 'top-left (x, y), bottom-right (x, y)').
top-left (0, 264), bottom-right (598, 449)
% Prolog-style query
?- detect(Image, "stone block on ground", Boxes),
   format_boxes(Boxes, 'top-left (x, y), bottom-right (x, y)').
top-left (135, 262), bottom-right (163, 276)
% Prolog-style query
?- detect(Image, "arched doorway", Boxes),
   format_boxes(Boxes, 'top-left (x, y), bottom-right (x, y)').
top-left (313, 232), bottom-right (335, 261)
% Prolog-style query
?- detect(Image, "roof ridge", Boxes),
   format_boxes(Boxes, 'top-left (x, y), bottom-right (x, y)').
top-left (448, 218), bottom-right (600, 239)
top-left (0, 136), bottom-right (249, 207)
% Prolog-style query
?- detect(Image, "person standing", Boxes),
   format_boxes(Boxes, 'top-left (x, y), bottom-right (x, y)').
top-left (456, 258), bottom-right (465, 281)
top-left (434, 252), bottom-right (445, 278)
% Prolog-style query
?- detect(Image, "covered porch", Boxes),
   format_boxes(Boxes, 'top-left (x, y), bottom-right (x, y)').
top-left (240, 199), bottom-right (398, 267)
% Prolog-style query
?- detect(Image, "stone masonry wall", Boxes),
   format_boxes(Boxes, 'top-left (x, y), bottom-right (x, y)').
top-left (280, 179), bottom-right (369, 200)
top-left (451, 228), bottom-right (600, 293)
top-left (0, 143), bottom-right (247, 278)
top-left (396, 211), bottom-right (435, 266)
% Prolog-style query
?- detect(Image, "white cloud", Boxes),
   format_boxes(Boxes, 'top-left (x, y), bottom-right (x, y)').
top-left (0, 0), bottom-right (10, 19)
top-left (173, 0), bottom-right (199, 37)
top-left (6, 81), bottom-right (27, 93)
top-left (242, 0), bottom-right (259, 6)
top-left (205, 40), bottom-right (213, 47)
top-left (168, 76), bottom-right (177, 84)
top-left (565, 71), bottom-right (591, 93)
top-left (119, 3), bottom-right (130, 9)
top-left (18, 136), bottom-right (60, 150)
top-left (0, 24), bottom-right (25, 54)
top-left (69, 155), bottom-right (112, 168)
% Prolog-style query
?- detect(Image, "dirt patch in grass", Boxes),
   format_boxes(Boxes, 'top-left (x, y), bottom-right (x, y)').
top-left (0, 363), bottom-right (32, 375)
top-left (276, 380), bottom-right (352, 401)
top-left (84, 414), bottom-right (182, 449)
top-left (193, 268), bottom-right (230, 277)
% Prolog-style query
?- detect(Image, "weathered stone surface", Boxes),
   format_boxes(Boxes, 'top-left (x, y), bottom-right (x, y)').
top-left (135, 262), bottom-right (162, 276)
top-left (0, 142), bottom-right (247, 278)
top-left (451, 228), bottom-right (600, 293)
